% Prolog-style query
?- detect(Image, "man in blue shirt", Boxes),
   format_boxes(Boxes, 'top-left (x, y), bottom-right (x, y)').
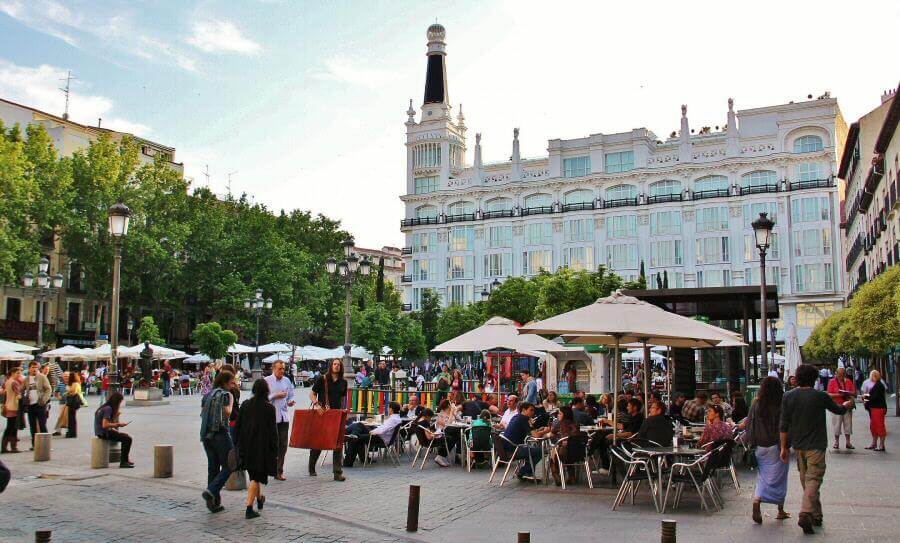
top-left (501, 402), bottom-right (550, 479)
top-left (264, 361), bottom-right (295, 481)
top-left (520, 370), bottom-right (539, 404)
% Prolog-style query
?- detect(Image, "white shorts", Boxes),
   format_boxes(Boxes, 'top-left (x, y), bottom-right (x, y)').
top-left (832, 411), bottom-right (852, 435)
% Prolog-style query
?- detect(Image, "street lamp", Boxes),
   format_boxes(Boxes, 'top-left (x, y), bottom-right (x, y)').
top-left (244, 289), bottom-right (273, 380)
top-left (325, 238), bottom-right (371, 382)
top-left (752, 211), bottom-right (775, 380)
top-left (21, 256), bottom-right (64, 351)
top-left (107, 201), bottom-right (131, 393)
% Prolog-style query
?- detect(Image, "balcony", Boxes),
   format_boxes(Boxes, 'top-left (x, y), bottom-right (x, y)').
top-left (483, 209), bottom-right (515, 219)
top-left (846, 235), bottom-right (863, 271)
top-left (520, 206), bottom-right (554, 217)
top-left (401, 216), bottom-right (439, 227)
top-left (562, 201), bottom-right (596, 212)
top-left (0, 319), bottom-right (41, 341)
top-left (788, 177), bottom-right (833, 192)
top-left (602, 197), bottom-right (638, 209)
top-left (400, 275), bottom-right (412, 283)
top-left (445, 213), bottom-right (476, 224)
top-left (401, 247), bottom-right (413, 255)
top-left (692, 188), bottom-right (730, 200)
top-left (646, 193), bottom-right (683, 204)
top-left (740, 184), bottom-right (779, 195)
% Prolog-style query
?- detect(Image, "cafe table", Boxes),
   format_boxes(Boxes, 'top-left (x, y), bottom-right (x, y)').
top-left (630, 445), bottom-right (707, 510)
top-left (524, 435), bottom-right (555, 485)
top-left (447, 421), bottom-right (472, 462)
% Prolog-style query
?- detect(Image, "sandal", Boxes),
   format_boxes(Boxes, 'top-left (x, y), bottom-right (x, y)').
top-left (776, 511), bottom-right (791, 520)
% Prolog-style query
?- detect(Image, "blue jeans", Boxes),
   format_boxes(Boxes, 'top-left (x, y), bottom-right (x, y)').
top-left (202, 431), bottom-right (233, 498)
top-left (163, 382), bottom-right (172, 397)
top-left (512, 445), bottom-right (542, 476)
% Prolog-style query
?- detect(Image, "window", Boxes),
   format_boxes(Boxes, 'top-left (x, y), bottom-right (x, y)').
top-left (448, 284), bottom-right (474, 306)
top-left (694, 175), bottom-right (728, 193)
top-left (487, 226), bottom-right (512, 248)
top-left (650, 211), bottom-right (682, 235)
top-left (4, 297), bottom-right (21, 321)
top-left (412, 259), bottom-right (435, 281)
top-left (414, 143), bottom-right (441, 168)
top-left (697, 269), bottom-right (731, 287)
top-left (792, 228), bottom-right (832, 257)
top-left (797, 162), bottom-right (824, 183)
top-left (696, 236), bottom-right (730, 264)
top-left (524, 223), bottom-right (553, 246)
top-left (447, 201), bottom-right (474, 216)
top-left (411, 288), bottom-right (425, 311)
top-left (564, 189), bottom-right (594, 204)
top-left (448, 226), bottom-right (474, 251)
top-left (794, 135), bottom-right (823, 154)
top-left (414, 176), bottom-right (439, 194)
top-left (650, 240), bottom-right (683, 267)
top-left (696, 207), bottom-right (729, 232)
top-left (523, 193), bottom-right (553, 209)
top-left (485, 198), bottom-right (513, 212)
top-left (416, 205), bottom-right (438, 219)
top-left (412, 232), bottom-right (437, 253)
top-left (565, 219), bottom-right (594, 242)
top-left (744, 233), bottom-right (780, 261)
top-left (606, 215), bottom-right (636, 239)
top-left (446, 256), bottom-right (474, 279)
top-left (743, 202), bottom-right (777, 228)
top-left (648, 270), bottom-right (684, 289)
top-left (605, 184), bottom-right (637, 201)
top-left (562, 246), bottom-right (594, 271)
top-left (605, 151), bottom-right (634, 173)
top-left (796, 302), bottom-right (836, 328)
top-left (67, 302), bottom-right (80, 332)
top-left (744, 267), bottom-right (781, 290)
top-left (523, 250), bottom-right (552, 275)
top-left (650, 180), bottom-right (681, 196)
top-left (790, 197), bottom-right (830, 223)
top-left (484, 253), bottom-right (512, 277)
top-left (606, 243), bottom-right (638, 270)
top-left (741, 170), bottom-right (777, 189)
top-left (563, 156), bottom-right (591, 178)
top-left (794, 263), bottom-right (833, 292)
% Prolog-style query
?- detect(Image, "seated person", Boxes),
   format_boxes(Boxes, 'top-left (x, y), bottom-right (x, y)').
top-left (635, 400), bottom-right (674, 446)
top-left (542, 391), bottom-right (560, 412)
top-left (548, 406), bottom-right (581, 486)
top-left (94, 392), bottom-right (134, 468)
top-left (401, 395), bottom-right (424, 418)
top-left (343, 402), bottom-right (405, 467)
top-left (501, 402), bottom-right (549, 479)
top-left (498, 395), bottom-right (519, 428)
top-left (435, 399), bottom-right (462, 465)
top-left (680, 392), bottom-right (708, 423)
top-left (584, 395), bottom-right (600, 420)
top-left (668, 393), bottom-right (686, 417)
top-left (414, 408), bottom-right (451, 467)
top-left (570, 396), bottom-right (595, 426)
top-left (592, 398), bottom-right (644, 474)
top-left (462, 396), bottom-right (499, 418)
top-left (449, 391), bottom-right (466, 414)
top-left (697, 404), bottom-right (733, 449)
top-left (468, 409), bottom-right (494, 465)
top-left (709, 392), bottom-right (733, 420)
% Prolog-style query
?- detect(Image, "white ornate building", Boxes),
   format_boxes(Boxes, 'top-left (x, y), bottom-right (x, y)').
top-left (400, 24), bottom-right (846, 345)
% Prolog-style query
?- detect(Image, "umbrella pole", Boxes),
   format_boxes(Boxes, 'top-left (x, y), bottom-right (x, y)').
top-left (642, 340), bottom-right (651, 417)
top-left (612, 336), bottom-right (621, 443)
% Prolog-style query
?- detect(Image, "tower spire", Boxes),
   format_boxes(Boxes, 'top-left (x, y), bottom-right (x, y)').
top-left (423, 24), bottom-right (448, 106)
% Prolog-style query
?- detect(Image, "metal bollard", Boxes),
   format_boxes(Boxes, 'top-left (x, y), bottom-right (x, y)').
top-left (661, 519), bottom-right (676, 543)
top-left (35, 530), bottom-right (52, 542)
top-left (406, 485), bottom-right (420, 532)
top-left (517, 533), bottom-right (530, 543)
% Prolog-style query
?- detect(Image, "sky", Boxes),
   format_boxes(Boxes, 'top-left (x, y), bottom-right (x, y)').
top-left (0, 0), bottom-right (898, 248)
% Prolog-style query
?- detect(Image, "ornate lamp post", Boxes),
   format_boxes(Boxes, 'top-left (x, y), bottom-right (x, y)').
top-left (21, 256), bottom-right (64, 351)
top-left (107, 201), bottom-right (131, 393)
top-left (244, 288), bottom-right (273, 381)
top-left (325, 239), bottom-right (371, 381)
top-left (752, 212), bottom-right (775, 380)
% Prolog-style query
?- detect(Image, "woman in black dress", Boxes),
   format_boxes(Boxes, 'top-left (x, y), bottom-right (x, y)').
top-left (235, 378), bottom-right (278, 519)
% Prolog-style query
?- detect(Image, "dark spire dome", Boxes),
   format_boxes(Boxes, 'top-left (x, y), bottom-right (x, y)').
top-left (423, 24), bottom-right (448, 105)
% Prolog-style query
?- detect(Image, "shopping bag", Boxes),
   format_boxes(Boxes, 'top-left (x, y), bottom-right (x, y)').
top-left (288, 408), bottom-right (347, 450)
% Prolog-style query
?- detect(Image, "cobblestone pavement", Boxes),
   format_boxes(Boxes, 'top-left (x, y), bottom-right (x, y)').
top-left (1, 391), bottom-right (898, 542)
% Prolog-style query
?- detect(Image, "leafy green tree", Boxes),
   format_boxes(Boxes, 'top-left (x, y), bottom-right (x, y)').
top-left (436, 302), bottom-right (487, 345)
top-left (393, 314), bottom-right (427, 360)
top-left (414, 288), bottom-right (441, 350)
top-left (137, 316), bottom-right (164, 344)
top-left (850, 266), bottom-right (900, 355)
top-left (375, 257), bottom-right (385, 303)
top-left (191, 321), bottom-right (238, 360)
top-left (484, 276), bottom-right (539, 324)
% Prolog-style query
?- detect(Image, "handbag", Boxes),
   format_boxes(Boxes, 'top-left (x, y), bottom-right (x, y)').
top-left (66, 394), bottom-right (81, 410)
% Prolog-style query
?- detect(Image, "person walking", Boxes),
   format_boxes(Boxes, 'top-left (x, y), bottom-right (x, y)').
top-left (2, 367), bottom-right (23, 453)
top-left (24, 361), bottom-right (51, 450)
top-left (200, 370), bottom-right (236, 513)
top-left (780, 364), bottom-right (853, 535)
top-left (865, 370), bottom-right (888, 452)
top-left (743, 376), bottom-right (790, 524)
top-left (94, 392), bottom-right (134, 468)
top-left (264, 361), bottom-right (295, 481)
top-left (200, 366), bottom-right (213, 396)
top-left (235, 378), bottom-right (278, 519)
top-left (826, 367), bottom-right (856, 450)
top-left (64, 372), bottom-right (82, 438)
top-left (308, 359), bottom-right (348, 482)
top-left (161, 364), bottom-right (172, 398)
top-left (520, 370), bottom-right (539, 405)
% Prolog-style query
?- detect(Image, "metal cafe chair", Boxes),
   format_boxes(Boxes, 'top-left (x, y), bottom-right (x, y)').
top-left (553, 433), bottom-right (593, 489)
top-left (662, 446), bottom-right (720, 513)
top-left (410, 423), bottom-right (449, 470)
top-left (610, 446), bottom-right (660, 512)
top-left (363, 423), bottom-right (403, 468)
top-left (488, 434), bottom-right (525, 486)
top-left (464, 425), bottom-right (494, 472)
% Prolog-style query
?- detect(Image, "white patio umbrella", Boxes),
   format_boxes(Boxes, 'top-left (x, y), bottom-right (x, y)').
top-left (183, 353), bottom-right (212, 364)
top-left (0, 350), bottom-right (34, 361)
top-left (40, 345), bottom-right (89, 361)
top-left (87, 343), bottom-right (137, 359)
top-left (122, 343), bottom-right (188, 359)
top-left (784, 323), bottom-right (802, 379)
top-left (262, 352), bottom-right (293, 364)
top-left (227, 343), bottom-right (256, 354)
top-left (0, 339), bottom-right (38, 352)
top-left (255, 342), bottom-right (294, 353)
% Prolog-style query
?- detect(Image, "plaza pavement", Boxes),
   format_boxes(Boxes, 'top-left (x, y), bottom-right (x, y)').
top-left (1, 387), bottom-right (897, 543)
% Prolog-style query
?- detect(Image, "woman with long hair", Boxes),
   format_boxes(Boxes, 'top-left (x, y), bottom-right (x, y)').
top-left (745, 376), bottom-right (789, 523)
top-left (235, 378), bottom-right (277, 519)
top-left (94, 392), bottom-right (134, 468)
top-left (548, 406), bottom-right (580, 486)
top-left (308, 359), bottom-right (348, 481)
top-left (2, 367), bottom-right (23, 453)
top-left (65, 371), bottom-right (82, 438)
top-left (866, 370), bottom-right (888, 451)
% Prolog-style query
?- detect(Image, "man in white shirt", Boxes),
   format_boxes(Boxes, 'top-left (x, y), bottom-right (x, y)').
top-left (343, 402), bottom-right (404, 467)
top-left (264, 361), bottom-right (295, 481)
top-left (499, 395), bottom-right (519, 428)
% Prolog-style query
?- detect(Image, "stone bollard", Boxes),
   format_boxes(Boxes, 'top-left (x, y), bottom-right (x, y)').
top-left (225, 470), bottom-right (246, 491)
top-left (33, 433), bottom-right (52, 462)
top-left (108, 441), bottom-right (122, 464)
top-left (153, 444), bottom-right (173, 478)
top-left (91, 438), bottom-right (109, 469)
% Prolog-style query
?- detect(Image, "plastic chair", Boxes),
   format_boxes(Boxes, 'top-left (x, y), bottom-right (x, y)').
top-left (553, 433), bottom-right (593, 489)
top-left (488, 434), bottom-right (525, 486)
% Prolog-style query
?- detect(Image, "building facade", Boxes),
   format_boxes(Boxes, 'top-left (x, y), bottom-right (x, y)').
top-left (839, 87), bottom-right (899, 297)
top-left (0, 97), bottom-right (183, 348)
top-left (400, 24), bottom-right (847, 345)
top-left (354, 246), bottom-right (406, 290)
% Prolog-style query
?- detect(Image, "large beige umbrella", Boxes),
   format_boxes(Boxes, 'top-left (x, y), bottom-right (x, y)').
top-left (0, 350), bottom-right (34, 361)
top-left (0, 339), bottom-right (38, 352)
top-left (122, 343), bottom-right (188, 360)
top-left (40, 345), bottom-right (90, 359)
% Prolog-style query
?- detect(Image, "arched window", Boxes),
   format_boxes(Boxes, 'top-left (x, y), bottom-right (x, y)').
top-left (793, 135), bottom-right (823, 154)
top-left (694, 175), bottom-right (729, 193)
top-left (649, 180), bottom-right (681, 196)
top-left (741, 170), bottom-right (777, 189)
top-left (605, 184), bottom-right (637, 201)
top-left (485, 197), bottom-right (513, 212)
top-left (416, 205), bottom-right (438, 219)
top-left (447, 201), bottom-right (474, 216)
top-left (523, 193), bottom-right (553, 209)
top-left (564, 189), bottom-right (594, 205)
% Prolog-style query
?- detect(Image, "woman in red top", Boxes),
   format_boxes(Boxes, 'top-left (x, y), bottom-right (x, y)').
top-left (698, 404), bottom-right (734, 448)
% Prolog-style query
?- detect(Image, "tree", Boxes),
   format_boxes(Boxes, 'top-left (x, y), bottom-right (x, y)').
top-left (393, 314), bottom-right (427, 360)
top-left (191, 321), bottom-right (238, 360)
top-left (436, 302), bottom-right (486, 345)
top-left (137, 316), bottom-right (164, 344)
top-left (375, 257), bottom-right (385, 303)
top-left (850, 266), bottom-right (900, 355)
top-left (484, 276), bottom-right (539, 324)
top-left (412, 288), bottom-right (441, 350)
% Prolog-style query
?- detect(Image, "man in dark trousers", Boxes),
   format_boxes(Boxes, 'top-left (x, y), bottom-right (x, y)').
top-left (309, 359), bottom-right (348, 482)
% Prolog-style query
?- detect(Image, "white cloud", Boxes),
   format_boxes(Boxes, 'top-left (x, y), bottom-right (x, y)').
top-left (312, 55), bottom-right (395, 90)
top-left (186, 20), bottom-right (261, 55)
top-left (0, 59), bottom-right (151, 136)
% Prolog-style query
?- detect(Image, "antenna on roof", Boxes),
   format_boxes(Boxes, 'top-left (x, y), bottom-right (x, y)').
top-left (227, 171), bottom-right (237, 195)
top-left (59, 70), bottom-right (77, 120)
top-left (202, 164), bottom-right (211, 188)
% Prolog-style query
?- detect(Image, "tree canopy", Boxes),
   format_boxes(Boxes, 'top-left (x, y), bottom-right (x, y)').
top-left (191, 321), bottom-right (238, 360)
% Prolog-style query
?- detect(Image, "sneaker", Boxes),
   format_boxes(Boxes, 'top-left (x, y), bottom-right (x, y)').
top-left (434, 456), bottom-right (449, 467)
top-left (202, 490), bottom-right (217, 512)
top-left (211, 505), bottom-right (225, 514)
